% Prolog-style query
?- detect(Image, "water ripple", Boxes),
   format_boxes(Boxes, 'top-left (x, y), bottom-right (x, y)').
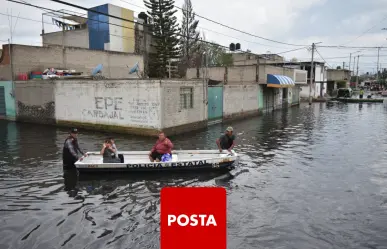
top-left (1, 103), bottom-right (387, 248)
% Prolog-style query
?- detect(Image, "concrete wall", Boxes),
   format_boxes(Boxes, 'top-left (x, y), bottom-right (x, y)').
top-left (161, 80), bottom-right (207, 134)
top-left (0, 44), bottom-right (144, 80)
top-left (12, 79), bottom-right (206, 136)
top-left (14, 81), bottom-right (56, 124)
top-left (54, 80), bottom-right (161, 134)
top-left (107, 4), bottom-right (135, 53)
top-left (42, 29), bottom-right (89, 49)
top-left (186, 67), bottom-right (226, 82)
top-left (0, 81), bottom-right (16, 120)
top-left (223, 84), bottom-right (259, 120)
top-left (327, 69), bottom-right (351, 81)
top-left (186, 65), bottom-right (307, 86)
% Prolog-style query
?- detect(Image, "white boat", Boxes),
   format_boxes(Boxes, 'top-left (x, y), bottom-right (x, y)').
top-left (74, 150), bottom-right (238, 172)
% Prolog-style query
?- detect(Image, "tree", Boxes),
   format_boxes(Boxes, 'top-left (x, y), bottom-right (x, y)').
top-left (179, 0), bottom-right (200, 68)
top-left (291, 57), bottom-right (298, 62)
top-left (336, 66), bottom-right (341, 69)
top-left (193, 32), bottom-right (233, 67)
top-left (144, 0), bottom-right (180, 78)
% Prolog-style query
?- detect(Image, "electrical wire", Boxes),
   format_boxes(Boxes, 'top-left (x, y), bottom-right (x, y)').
top-left (339, 14), bottom-right (387, 46)
top-left (118, 0), bottom-right (307, 47)
top-left (6, 0), bottom-right (240, 53)
top-left (118, 0), bottom-right (296, 50)
top-left (6, 0), bottom-right (309, 59)
top-left (314, 47), bottom-right (332, 68)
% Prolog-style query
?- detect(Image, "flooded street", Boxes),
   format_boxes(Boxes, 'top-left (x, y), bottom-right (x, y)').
top-left (1, 102), bottom-right (387, 249)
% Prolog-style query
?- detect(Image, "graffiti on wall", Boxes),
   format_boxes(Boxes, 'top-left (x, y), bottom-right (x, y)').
top-left (55, 83), bottom-right (162, 129)
top-left (80, 96), bottom-right (161, 127)
top-left (128, 98), bottom-right (160, 125)
top-left (82, 97), bottom-right (124, 120)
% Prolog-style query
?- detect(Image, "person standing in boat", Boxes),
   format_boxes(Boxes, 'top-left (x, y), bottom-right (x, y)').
top-left (62, 128), bottom-right (87, 170)
top-left (149, 132), bottom-right (174, 162)
top-left (216, 126), bottom-right (236, 152)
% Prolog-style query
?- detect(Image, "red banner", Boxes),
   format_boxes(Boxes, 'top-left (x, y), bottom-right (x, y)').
top-left (160, 187), bottom-right (227, 249)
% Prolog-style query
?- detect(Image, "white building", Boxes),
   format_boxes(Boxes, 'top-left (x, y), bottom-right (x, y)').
top-left (296, 62), bottom-right (327, 99)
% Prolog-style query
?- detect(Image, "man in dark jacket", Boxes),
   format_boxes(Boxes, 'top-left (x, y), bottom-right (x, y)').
top-left (62, 128), bottom-right (87, 170)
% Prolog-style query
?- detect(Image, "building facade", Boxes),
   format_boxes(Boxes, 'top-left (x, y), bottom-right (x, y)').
top-left (42, 4), bottom-right (139, 54)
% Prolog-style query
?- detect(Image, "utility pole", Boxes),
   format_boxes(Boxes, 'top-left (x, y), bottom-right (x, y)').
top-left (309, 43), bottom-right (315, 105)
top-left (343, 62), bottom-right (345, 69)
top-left (377, 47), bottom-right (380, 81)
top-left (356, 55), bottom-right (360, 87)
top-left (349, 53), bottom-right (352, 73)
top-left (8, 38), bottom-right (14, 82)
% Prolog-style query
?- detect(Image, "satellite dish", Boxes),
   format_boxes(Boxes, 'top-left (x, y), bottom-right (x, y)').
top-left (91, 64), bottom-right (103, 76)
top-left (129, 62), bottom-right (139, 74)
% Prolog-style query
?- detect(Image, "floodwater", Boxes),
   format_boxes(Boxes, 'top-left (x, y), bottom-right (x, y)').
top-left (1, 102), bottom-right (387, 249)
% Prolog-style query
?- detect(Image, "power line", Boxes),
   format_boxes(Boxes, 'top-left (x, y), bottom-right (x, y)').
top-left (15, 0), bottom-right (307, 58)
top-left (339, 14), bottom-right (387, 46)
top-left (275, 46), bottom-right (310, 55)
top-left (118, 0), bottom-right (296, 50)
top-left (117, 0), bottom-right (308, 47)
top-left (317, 45), bottom-right (387, 49)
top-left (6, 0), bottom-right (247, 54)
top-left (314, 47), bottom-right (332, 68)
top-left (172, 5), bottom-right (308, 47)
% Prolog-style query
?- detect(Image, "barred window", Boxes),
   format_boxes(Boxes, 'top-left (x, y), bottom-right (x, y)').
top-left (180, 87), bottom-right (193, 109)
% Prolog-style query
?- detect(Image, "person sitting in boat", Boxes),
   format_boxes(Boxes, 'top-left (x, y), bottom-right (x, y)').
top-left (108, 137), bottom-right (124, 163)
top-left (216, 126), bottom-right (236, 153)
top-left (148, 132), bottom-right (174, 162)
top-left (101, 139), bottom-right (121, 163)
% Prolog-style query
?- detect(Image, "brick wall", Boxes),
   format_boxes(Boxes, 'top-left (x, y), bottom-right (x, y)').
top-left (0, 44), bottom-right (144, 80)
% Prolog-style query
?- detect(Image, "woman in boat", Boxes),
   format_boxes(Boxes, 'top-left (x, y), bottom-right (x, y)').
top-left (148, 132), bottom-right (174, 162)
top-left (108, 137), bottom-right (124, 163)
top-left (101, 139), bottom-right (121, 163)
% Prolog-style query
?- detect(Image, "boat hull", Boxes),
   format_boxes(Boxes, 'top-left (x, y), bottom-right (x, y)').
top-left (74, 150), bottom-right (238, 173)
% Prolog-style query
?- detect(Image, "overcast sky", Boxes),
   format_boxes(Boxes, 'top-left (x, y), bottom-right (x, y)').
top-left (1, 0), bottom-right (387, 74)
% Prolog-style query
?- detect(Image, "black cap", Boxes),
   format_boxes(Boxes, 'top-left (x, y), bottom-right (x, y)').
top-left (70, 128), bottom-right (78, 134)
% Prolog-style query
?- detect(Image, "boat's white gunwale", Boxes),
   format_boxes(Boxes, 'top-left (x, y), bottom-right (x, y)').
top-left (74, 150), bottom-right (238, 169)
top-left (75, 150), bottom-right (238, 166)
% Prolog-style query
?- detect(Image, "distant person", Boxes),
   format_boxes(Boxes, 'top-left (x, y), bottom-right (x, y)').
top-left (359, 88), bottom-right (364, 99)
top-left (101, 139), bottom-right (121, 163)
top-left (62, 128), bottom-right (87, 170)
top-left (149, 132), bottom-right (174, 162)
top-left (216, 126), bottom-right (236, 153)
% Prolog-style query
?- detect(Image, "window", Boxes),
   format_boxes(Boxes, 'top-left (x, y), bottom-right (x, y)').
top-left (180, 87), bottom-right (193, 109)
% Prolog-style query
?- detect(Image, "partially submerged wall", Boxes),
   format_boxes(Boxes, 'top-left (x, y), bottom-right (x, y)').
top-left (0, 81), bottom-right (16, 120)
top-left (13, 79), bottom-right (207, 136)
top-left (14, 81), bottom-right (55, 124)
top-left (223, 84), bottom-right (260, 120)
top-left (54, 80), bottom-right (162, 135)
top-left (161, 80), bottom-right (207, 135)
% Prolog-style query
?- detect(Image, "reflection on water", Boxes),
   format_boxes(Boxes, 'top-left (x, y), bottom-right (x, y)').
top-left (1, 102), bottom-right (387, 249)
